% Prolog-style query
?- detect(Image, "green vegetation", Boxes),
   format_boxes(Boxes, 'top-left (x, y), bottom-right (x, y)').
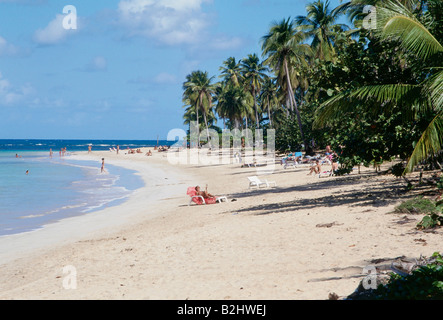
top-left (181, 0), bottom-right (442, 176)
top-left (395, 197), bottom-right (440, 215)
top-left (353, 252), bottom-right (443, 300)
top-left (394, 196), bottom-right (443, 229)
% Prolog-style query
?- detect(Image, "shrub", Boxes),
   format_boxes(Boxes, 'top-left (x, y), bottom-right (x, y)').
top-left (394, 197), bottom-right (438, 215)
top-left (417, 213), bottom-right (443, 230)
top-left (371, 253), bottom-right (443, 300)
top-left (349, 253), bottom-right (443, 300)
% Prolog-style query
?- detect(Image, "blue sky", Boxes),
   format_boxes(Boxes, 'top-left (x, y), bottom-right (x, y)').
top-left (0, 0), bottom-right (345, 140)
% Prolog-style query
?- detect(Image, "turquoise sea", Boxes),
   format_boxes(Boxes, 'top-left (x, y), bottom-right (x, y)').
top-left (0, 139), bottom-right (173, 237)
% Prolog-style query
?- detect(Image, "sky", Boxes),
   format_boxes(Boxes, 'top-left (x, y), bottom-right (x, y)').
top-left (0, 0), bottom-right (346, 140)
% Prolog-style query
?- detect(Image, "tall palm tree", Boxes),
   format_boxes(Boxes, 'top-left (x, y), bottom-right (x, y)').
top-left (241, 53), bottom-right (269, 128)
top-left (260, 77), bottom-right (280, 128)
top-left (183, 71), bottom-right (217, 147)
top-left (216, 83), bottom-right (253, 130)
top-left (219, 57), bottom-right (243, 87)
top-left (314, 0), bottom-right (443, 174)
top-left (261, 17), bottom-right (312, 145)
top-left (295, 0), bottom-right (349, 61)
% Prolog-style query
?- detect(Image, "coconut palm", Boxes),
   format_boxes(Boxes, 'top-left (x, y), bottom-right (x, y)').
top-left (295, 0), bottom-right (350, 61)
top-left (219, 57), bottom-right (243, 87)
top-left (261, 18), bottom-right (312, 145)
top-left (314, 0), bottom-right (443, 174)
top-left (216, 83), bottom-right (254, 130)
top-left (260, 77), bottom-right (280, 128)
top-left (241, 53), bottom-right (269, 128)
top-left (183, 71), bottom-right (217, 147)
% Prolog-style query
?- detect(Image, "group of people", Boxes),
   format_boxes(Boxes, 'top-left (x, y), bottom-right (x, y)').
top-left (280, 145), bottom-right (339, 176)
top-left (156, 145), bottom-right (169, 152)
top-left (127, 148), bottom-right (143, 154)
top-left (307, 145), bottom-right (339, 176)
top-left (307, 159), bottom-right (339, 176)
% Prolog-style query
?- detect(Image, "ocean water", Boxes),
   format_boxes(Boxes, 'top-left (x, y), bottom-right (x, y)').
top-left (0, 140), bottom-right (171, 237)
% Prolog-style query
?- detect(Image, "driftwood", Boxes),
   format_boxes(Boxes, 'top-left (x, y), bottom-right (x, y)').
top-left (390, 255), bottom-right (437, 277)
top-left (345, 254), bottom-right (439, 300)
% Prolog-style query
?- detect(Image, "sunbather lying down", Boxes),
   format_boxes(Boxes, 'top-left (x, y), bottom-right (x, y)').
top-left (196, 185), bottom-right (216, 199)
top-left (193, 185), bottom-right (217, 205)
top-left (187, 185), bottom-right (229, 206)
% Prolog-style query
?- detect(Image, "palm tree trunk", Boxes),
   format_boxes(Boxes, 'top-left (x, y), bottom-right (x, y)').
top-left (284, 59), bottom-right (305, 143)
top-left (196, 95), bottom-right (202, 148)
top-left (245, 116), bottom-right (249, 146)
top-left (267, 97), bottom-right (272, 128)
top-left (203, 111), bottom-right (211, 148)
top-left (235, 118), bottom-right (240, 130)
top-left (253, 87), bottom-right (259, 128)
top-left (195, 107), bottom-right (200, 148)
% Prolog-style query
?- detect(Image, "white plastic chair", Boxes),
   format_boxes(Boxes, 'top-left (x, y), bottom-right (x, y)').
top-left (248, 176), bottom-right (276, 189)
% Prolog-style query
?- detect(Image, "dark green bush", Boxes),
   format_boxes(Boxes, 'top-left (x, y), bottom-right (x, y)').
top-left (369, 253), bottom-right (443, 300)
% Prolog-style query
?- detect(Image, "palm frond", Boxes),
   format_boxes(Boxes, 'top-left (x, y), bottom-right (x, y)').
top-left (314, 82), bottom-right (427, 128)
top-left (425, 70), bottom-right (443, 110)
top-left (313, 91), bottom-right (357, 128)
top-left (376, 3), bottom-right (443, 60)
top-left (348, 83), bottom-right (424, 105)
top-left (404, 112), bottom-right (443, 173)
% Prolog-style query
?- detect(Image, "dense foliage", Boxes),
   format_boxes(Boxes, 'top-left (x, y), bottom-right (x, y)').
top-left (181, 0), bottom-right (442, 174)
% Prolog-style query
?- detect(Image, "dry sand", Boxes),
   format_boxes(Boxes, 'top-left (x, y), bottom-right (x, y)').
top-left (0, 148), bottom-right (441, 300)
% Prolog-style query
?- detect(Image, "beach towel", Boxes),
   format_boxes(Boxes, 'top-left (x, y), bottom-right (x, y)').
top-left (187, 186), bottom-right (217, 205)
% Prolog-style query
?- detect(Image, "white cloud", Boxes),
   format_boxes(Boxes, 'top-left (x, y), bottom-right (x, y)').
top-left (0, 72), bottom-right (35, 106)
top-left (0, 36), bottom-right (19, 56)
top-left (117, 0), bottom-right (212, 46)
top-left (33, 14), bottom-right (78, 45)
top-left (116, 0), bottom-right (246, 55)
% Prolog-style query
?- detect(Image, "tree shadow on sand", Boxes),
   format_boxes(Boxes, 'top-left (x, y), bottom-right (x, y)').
top-left (228, 174), bottom-right (422, 215)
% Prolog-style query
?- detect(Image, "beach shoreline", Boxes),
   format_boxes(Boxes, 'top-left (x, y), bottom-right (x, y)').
top-left (0, 149), bottom-right (196, 266)
top-left (0, 148), bottom-right (441, 300)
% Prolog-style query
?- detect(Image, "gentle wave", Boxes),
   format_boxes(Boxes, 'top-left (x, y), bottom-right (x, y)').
top-left (0, 150), bottom-right (144, 237)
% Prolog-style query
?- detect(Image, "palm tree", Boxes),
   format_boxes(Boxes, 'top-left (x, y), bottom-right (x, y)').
top-left (183, 71), bottom-right (217, 147)
top-left (295, 0), bottom-right (349, 61)
top-left (183, 104), bottom-right (217, 133)
top-left (219, 57), bottom-right (243, 87)
top-left (314, 0), bottom-right (443, 174)
top-left (241, 53), bottom-right (269, 128)
top-left (261, 17), bottom-right (312, 146)
top-left (216, 83), bottom-right (253, 130)
top-left (260, 77), bottom-right (280, 128)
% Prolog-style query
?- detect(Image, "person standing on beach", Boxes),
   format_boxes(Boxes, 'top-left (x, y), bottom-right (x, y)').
top-left (49, 148), bottom-right (53, 158)
top-left (101, 158), bottom-right (105, 173)
top-left (88, 145), bottom-right (92, 153)
top-left (117, 145), bottom-right (119, 155)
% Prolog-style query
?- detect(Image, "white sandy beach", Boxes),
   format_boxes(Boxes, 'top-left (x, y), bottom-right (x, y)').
top-left (0, 148), bottom-right (441, 300)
